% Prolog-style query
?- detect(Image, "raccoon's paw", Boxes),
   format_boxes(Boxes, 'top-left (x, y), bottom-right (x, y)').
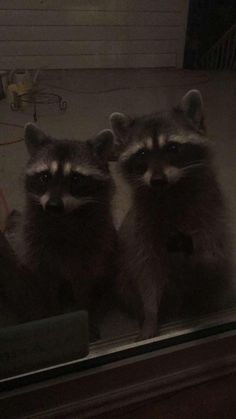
top-left (136, 319), bottom-right (158, 341)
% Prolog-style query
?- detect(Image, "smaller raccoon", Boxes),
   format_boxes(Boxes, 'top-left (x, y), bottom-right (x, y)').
top-left (110, 90), bottom-right (232, 339)
top-left (10, 124), bottom-right (117, 337)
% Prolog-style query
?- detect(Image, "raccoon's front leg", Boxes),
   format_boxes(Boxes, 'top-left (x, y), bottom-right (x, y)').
top-left (137, 267), bottom-right (166, 340)
top-left (138, 280), bottom-right (159, 340)
top-left (70, 279), bottom-right (101, 341)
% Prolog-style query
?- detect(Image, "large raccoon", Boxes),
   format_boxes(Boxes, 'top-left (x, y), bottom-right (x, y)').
top-left (110, 90), bottom-right (233, 339)
top-left (10, 124), bottom-right (117, 337)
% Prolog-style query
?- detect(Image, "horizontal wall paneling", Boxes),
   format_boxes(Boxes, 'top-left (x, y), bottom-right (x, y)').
top-left (0, 0), bottom-right (188, 69)
top-left (0, 1), bottom-right (185, 12)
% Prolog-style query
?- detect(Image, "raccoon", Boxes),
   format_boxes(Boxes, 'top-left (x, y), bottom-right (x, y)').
top-left (110, 90), bottom-right (232, 339)
top-left (10, 124), bottom-right (117, 337)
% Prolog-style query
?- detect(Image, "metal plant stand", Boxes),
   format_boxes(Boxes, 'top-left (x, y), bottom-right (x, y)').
top-left (10, 89), bottom-right (67, 122)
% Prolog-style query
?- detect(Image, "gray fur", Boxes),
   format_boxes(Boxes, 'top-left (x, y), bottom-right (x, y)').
top-left (8, 125), bottom-right (117, 338)
top-left (111, 90), bottom-right (233, 339)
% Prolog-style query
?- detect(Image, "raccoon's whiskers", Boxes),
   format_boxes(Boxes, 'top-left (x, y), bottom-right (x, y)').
top-left (131, 176), bottom-right (148, 191)
top-left (185, 159), bottom-right (204, 166)
top-left (79, 197), bottom-right (101, 205)
top-left (28, 193), bottom-right (42, 206)
top-left (182, 162), bottom-right (205, 171)
top-left (63, 195), bottom-right (103, 212)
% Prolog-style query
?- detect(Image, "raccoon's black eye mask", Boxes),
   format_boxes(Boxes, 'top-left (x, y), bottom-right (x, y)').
top-left (26, 171), bottom-right (52, 195)
top-left (71, 172), bottom-right (89, 184)
top-left (123, 148), bottom-right (151, 175)
top-left (69, 172), bottom-right (108, 198)
top-left (122, 142), bottom-right (181, 176)
top-left (70, 171), bottom-right (107, 185)
top-left (164, 142), bottom-right (207, 168)
top-left (123, 139), bottom-right (208, 177)
top-left (38, 171), bottom-right (52, 184)
top-left (163, 142), bottom-right (181, 154)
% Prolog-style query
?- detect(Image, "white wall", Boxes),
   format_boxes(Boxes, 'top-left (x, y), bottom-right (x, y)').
top-left (0, 0), bottom-right (188, 69)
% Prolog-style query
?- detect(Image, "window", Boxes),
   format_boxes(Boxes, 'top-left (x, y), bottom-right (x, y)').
top-left (0, 2), bottom-right (235, 413)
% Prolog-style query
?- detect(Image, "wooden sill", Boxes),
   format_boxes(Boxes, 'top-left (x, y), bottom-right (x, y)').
top-left (0, 309), bottom-right (235, 418)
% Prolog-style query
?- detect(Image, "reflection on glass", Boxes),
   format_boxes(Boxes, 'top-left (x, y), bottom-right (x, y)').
top-left (2, 125), bottom-right (117, 342)
top-left (0, 0), bottom-right (235, 383)
top-left (1, 89), bottom-right (235, 351)
top-left (111, 90), bottom-right (234, 340)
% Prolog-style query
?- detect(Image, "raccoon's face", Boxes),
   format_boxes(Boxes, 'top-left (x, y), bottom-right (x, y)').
top-left (24, 125), bottom-right (114, 215)
top-left (110, 90), bottom-right (212, 191)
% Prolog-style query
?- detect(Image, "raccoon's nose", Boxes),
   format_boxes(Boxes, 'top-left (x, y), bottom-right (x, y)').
top-left (45, 198), bottom-right (64, 214)
top-left (150, 174), bottom-right (168, 188)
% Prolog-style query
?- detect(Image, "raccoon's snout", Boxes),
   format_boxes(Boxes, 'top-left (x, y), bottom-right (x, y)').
top-left (150, 174), bottom-right (168, 188)
top-left (45, 198), bottom-right (64, 215)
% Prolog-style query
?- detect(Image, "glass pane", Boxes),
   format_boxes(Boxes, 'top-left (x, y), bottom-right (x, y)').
top-left (0, 0), bottom-right (235, 385)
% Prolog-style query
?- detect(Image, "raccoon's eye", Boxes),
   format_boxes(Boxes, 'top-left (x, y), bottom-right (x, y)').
top-left (71, 173), bottom-right (79, 182)
top-left (135, 148), bottom-right (148, 158)
top-left (71, 172), bottom-right (87, 183)
top-left (38, 171), bottom-right (51, 183)
top-left (127, 148), bottom-right (149, 175)
top-left (70, 172), bottom-right (91, 190)
top-left (165, 142), bottom-right (180, 153)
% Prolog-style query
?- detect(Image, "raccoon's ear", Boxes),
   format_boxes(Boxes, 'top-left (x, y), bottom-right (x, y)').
top-left (89, 129), bottom-right (114, 161)
top-left (24, 123), bottom-right (51, 156)
top-left (109, 112), bottom-right (132, 143)
top-left (181, 90), bottom-right (205, 132)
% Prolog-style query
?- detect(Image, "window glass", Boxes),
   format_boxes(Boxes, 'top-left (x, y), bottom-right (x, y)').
top-left (0, 0), bottom-right (235, 384)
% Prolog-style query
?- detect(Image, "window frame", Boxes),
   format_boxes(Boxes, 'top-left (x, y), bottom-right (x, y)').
top-left (0, 325), bottom-right (236, 418)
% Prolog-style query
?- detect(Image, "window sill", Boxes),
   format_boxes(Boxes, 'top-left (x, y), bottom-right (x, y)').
top-left (0, 311), bottom-right (235, 418)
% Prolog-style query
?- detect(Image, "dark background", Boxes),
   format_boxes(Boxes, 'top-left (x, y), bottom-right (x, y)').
top-left (184, 0), bottom-right (236, 68)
